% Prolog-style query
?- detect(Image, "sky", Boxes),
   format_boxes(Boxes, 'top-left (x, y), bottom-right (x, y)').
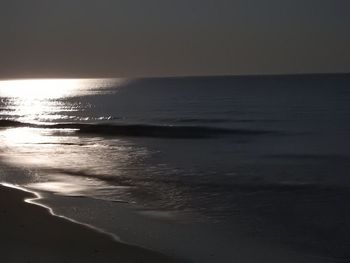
top-left (1, 0), bottom-right (350, 78)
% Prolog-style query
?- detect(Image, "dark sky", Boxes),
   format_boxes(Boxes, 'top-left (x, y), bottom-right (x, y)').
top-left (1, 0), bottom-right (350, 78)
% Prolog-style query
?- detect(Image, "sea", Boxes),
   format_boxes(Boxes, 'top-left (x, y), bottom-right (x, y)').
top-left (0, 74), bottom-right (349, 262)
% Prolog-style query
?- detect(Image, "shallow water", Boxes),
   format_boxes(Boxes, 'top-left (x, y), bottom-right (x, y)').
top-left (0, 75), bottom-right (349, 262)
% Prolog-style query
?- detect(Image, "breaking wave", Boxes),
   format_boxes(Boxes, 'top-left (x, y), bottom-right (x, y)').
top-left (0, 119), bottom-right (275, 139)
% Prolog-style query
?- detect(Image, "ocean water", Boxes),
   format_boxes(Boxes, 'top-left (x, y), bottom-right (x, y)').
top-left (0, 75), bottom-right (350, 262)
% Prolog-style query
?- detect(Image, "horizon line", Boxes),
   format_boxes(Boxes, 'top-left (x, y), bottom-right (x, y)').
top-left (1, 71), bottom-right (350, 81)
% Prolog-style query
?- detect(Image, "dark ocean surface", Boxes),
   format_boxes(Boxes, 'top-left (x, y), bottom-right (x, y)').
top-left (0, 74), bottom-right (349, 262)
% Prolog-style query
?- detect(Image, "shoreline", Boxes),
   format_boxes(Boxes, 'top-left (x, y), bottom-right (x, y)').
top-left (0, 184), bottom-right (175, 263)
top-left (2, 183), bottom-right (122, 243)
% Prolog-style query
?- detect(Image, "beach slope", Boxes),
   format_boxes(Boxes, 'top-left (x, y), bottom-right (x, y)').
top-left (0, 185), bottom-right (175, 263)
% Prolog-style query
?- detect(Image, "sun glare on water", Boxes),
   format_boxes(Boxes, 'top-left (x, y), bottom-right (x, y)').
top-left (0, 78), bottom-right (120, 124)
top-left (0, 79), bottom-right (93, 124)
top-left (0, 78), bottom-right (128, 197)
top-left (0, 79), bottom-right (87, 99)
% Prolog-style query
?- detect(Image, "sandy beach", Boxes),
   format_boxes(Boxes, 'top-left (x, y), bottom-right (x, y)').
top-left (0, 184), bottom-right (175, 263)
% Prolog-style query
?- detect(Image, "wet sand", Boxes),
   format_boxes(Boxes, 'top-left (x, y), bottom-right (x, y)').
top-left (0, 184), bottom-right (175, 263)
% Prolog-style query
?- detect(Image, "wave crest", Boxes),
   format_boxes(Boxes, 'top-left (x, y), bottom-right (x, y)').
top-left (0, 119), bottom-right (273, 139)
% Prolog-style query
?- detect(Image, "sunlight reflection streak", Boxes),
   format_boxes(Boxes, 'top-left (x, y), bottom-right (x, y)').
top-left (0, 78), bottom-right (119, 124)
